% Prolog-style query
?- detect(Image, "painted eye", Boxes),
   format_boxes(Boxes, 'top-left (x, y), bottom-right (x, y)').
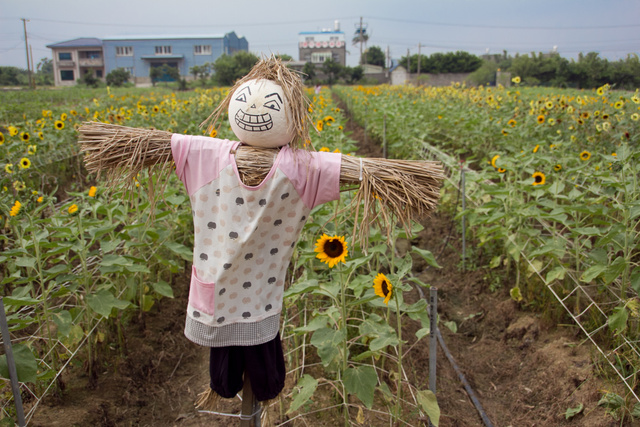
top-left (235, 93), bottom-right (247, 102)
top-left (264, 100), bottom-right (280, 111)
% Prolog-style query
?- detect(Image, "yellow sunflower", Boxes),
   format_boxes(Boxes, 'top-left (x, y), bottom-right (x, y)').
top-left (19, 158), bottom-right (31, 169)
top-left (491, 154), bottom-right (500, 168)
top-left (9, 201), bottom-right (21, 217)
top-left (507, 119), bottom-right (517, 127)
top-left (209, 129), bottom-right (218, 138)
top-left (319, 146), bottom-right (330, 152)
top-left (0, 132), bottom-right (4, 144)
top-left (38, 131), bottom-right (44, 140)
top-left (55, 120), bottom-right (65, 130)
top-left (316, 120), bottom-right (324, 132)
top-left (498, 167), bottom-right (506, 173)
top-left (60, 113), bottom-right (68, 121)
top-left (20, 132), bottom-right (29, 142)
top-left (4, 163), bottom-right (14, 174)
top-left (8, 126), bottom-right (18, 136)
top-left (88, 186), bottom-right (97, 197)
top-left (532, 172), bottom-right (546, 186)
top-left (554, 164), bottom-right (562, 171)
top-left (373, 273), bottom-right (393, 305)
top-left (537, 115), bottom-right (545, 124)
top-left (314, 234), bottom-right (348, 268)
top-left (580, 150), bottom-right (591, 161)
top-left (511, 76), bottom-right (521, 84)
top-left (28, 145), bottom-right (37, 155)
top-left (13, 181), bottom-right (25, 191)
top-left (68, 204), bottom-right (79, 214)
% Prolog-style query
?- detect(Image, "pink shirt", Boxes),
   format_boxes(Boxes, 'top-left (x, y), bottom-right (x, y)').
top-left (171, 134), bottom-right (341, 347)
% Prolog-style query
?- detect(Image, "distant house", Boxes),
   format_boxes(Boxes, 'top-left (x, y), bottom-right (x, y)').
top-left (46, 38), bottom-right (104, 86)
top-left (102, 32), bottom-right (248, 85)
top-left (298, 21), bottom-right (346, 66)
top-left (47, 32), bottom-right (248, 86)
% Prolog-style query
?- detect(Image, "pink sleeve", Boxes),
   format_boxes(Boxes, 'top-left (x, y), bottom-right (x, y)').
top-left (171, 134), bottom-right (235, 195)
top-left (279, 148), bottom-right (342, 209)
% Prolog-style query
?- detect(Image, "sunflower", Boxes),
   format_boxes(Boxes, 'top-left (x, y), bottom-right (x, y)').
top-left (70, 109), bottom-right (78, 116)
top-left (580, 150), bottom-right (591, 161)
top-left (507, 119), bottom-right (517, 127)
top-left (532, 172), bottom-right (546, 186)
top-left (9, 201), bottom-right (21, 217)
top-left (511, 76), bottom-right (521, 84)
top-left (533, 144), bottom-right (540, 153)
top-left (614, 101), bottom-right (623, 109)
top-left (60, 113), bottom-right (68, 121)
top-left (28, 145), bottom-right (37, 155)
top-left (0, 133), bottom-right (4, 144)
top-left (333, 148), bottom-right (341, 153)
top-left (323, 115), bottom-right (336, 124)
top-left (209, 129), bottom-right (218, 138)
top-left (88, 186), bottom-right (97, 197)
top-left (319, 147), bottom-right (330, 152)
top-left (68, 204), bottom-right (79, 214)
top-left (314, 234), bottom-right (348, 268)
top-left (316, 120), bottom-right (324, 132)
top-left (547, 118), bottom-right (555, 126)
top-left (596, 87), bottom-right (605, 96)
top-left (373, 273), bottom-right (393, 305)
top-left (38, 131), bottom-right (44, 140)
top-left (498, 167), bottom-right (506, 173)
top-left (20, 132), bottom-right (29, 142)
top-left (581, 112), bottom-right (590, 119)
top-left (491, 154), bottom-right (500, 168)
top-left (4, 163), bottom-right (14, 174)
top-left (501, 129), bottom-right (509, 136)
top-left (545, 101), bottom-right (553, 109)
top-left (19, 158), bottom-right (31, 169)
top-left (54, 120), bottom-right (65, 130)
top-left (13, 181), bottom-right (25, 191)
top-left (554, 164), bottom-right (562, 171)
top-left (537, 115), bottom-right (545, 124)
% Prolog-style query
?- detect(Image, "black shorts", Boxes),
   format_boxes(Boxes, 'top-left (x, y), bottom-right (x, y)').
top-left (208, 333), bottom-right (285, 401)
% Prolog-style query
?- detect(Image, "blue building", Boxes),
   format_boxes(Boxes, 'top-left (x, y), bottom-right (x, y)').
top-left (47, 32), bottom-right (248, 86)
top-left (102, 32), bottom-right (248, 85)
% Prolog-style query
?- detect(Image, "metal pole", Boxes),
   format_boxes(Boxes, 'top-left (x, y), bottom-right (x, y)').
top-left (429, 288), bottom-right (437, 394)
top-left (0, 297), bottom-right (26, 427)
top-left (382, 114), bottom-right (387, 159)
top-left (461, 165), bottom-right (466, 271)
top-left (363, 104), bottom-right (367, 147)
top-left (21, 18), bottom-right (34, 89)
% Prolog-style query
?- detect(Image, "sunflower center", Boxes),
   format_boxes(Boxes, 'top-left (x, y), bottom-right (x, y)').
top-left (534, 175), bottom-right (543, 183)
top-left (324, 239), bottom-right (344, 258)
top-left (381, 280), bottom-right (390, 296)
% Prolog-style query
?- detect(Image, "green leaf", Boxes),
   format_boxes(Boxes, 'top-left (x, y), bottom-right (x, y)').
top-left (287, 374), bottom-right (318, 413)
top-left (284, 279), bottom-right (319, 297)
top-left (545, 266), bottom-right (566, 284)
top-left (151, 280), bottom-right (174, 298)
top-left (565, 403), bottom-right (584, 419)
top-left (0, 344), bottom-right (38, 383)
top-left (15, 256), bottom-right (36, 268)
top-left (580, 264), bottom-right (607, 283)
top-left (603, 256), bottom-right (627, 285)
top-left (369, 328), bottom-right (399, 352)
top-left (598, 392), bottom-right (624, 410)
top-left (163, 240), bottom-right (193, 261)
top-left (310, 327), bottom-right (345, 367)
top-left (2, 295), bottom-right (40, 307)
top-left (86, 289), bottom-right (130, 318)
top-left (411, 246), bottom-right (442, 268)
top-left (52, 310), bottom-right (72, 338)
top-left (417, 390), bottom-right (440, 426)
top-left (607, 306), bottom-right (628, 334)
top-left (510, 286), bottom-right (523, 302)
top-left (343, 366), bottom-right (377, 409)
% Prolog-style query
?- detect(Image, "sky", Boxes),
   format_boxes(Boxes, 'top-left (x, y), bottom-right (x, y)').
top-left (1, 0), bottom-right (639, 70)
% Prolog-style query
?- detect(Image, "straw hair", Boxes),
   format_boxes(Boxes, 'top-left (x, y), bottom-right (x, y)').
top-left (200, 55), bottom-right (311, 149)
top-left (78, 122), bottom-right (444, 245)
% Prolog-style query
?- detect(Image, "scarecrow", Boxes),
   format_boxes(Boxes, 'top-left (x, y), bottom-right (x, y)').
top-left (78, 56), bottom-right (444, 412)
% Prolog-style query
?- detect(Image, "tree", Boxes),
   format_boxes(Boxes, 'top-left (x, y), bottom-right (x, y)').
top-left (211, 51), bottom-right (259, 85)
top-left (150, 64), bottom-right (179, 86)
top-left (190, 63), bottom-right (212, 86)
top-left (79, 70), bottom-right (100, 88)
top-left (0, 67), bottom-right (28, 86)
top-left (343, 66), bottom-right (364, 84)
top-left (35, 57), bottom-right (53, 86)
top-left (364, 46), bottom-right (385, 68)
top-left (276, 54), bottom-right (293, 62)
top-left (302, 62), bottom-right (316, 82)
top-left (106, 68), bottom-right (130, 87)
top-left (322, 58), bottom-right (342, 85)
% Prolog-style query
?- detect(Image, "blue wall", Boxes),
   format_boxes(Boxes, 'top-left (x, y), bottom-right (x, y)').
top-left (102, 32), bottom-right (248, 81)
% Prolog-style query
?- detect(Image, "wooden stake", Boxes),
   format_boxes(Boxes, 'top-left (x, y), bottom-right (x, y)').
top-left (240, 371), bottom-right (261, 426)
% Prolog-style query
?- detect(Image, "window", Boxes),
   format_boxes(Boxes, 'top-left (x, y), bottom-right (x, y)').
top-left (58, 52), bottom-right (72, 61)
top-left (82, 51), bottom-right (102, 59)
top-left (155, 46), bottom-right (172, 55)
top-left (305, 36), bottom-right (314, 43)
top-left (311, 52), bottom-right (333, 64)
top-left (119, 67), bottom-right (134, 76)
top-left (96, 70), bottom-right (103, 78)
top-left (60, 70), bottom-right (74, 81)
top-left (194, 45), bottom-right (212, 55)
top-left (116, 46), bottom-right (133, 56)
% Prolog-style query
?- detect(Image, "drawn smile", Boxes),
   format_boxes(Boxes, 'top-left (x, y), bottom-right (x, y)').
top-left (234, 110), bottom-right (273, 132)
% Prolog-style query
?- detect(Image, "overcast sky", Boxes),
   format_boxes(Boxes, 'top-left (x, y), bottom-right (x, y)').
top-left (1, 0), bottom-right (639, 69)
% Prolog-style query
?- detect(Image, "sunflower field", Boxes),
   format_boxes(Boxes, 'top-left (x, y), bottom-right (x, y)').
top-left (1, 78), bottom-right (639, 424)
top-left (334, 81), bottom-right (640, 412)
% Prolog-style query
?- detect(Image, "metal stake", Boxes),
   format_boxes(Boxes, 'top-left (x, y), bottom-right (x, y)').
top-left (382, 114), bottom-right (387, 159)
top-left (428, 288), bottom-right (438, 394)
top-left (0, 297), bottom-right (26, 427)
top-left (460, 165), bottom-right (466, 271)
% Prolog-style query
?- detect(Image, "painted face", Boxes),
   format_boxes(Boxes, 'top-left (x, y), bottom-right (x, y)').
top-left (228, 79), bottom-right (294, 148)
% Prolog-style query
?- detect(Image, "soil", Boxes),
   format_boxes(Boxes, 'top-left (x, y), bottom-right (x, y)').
top-left (26, 99), bottom-right (629, 427)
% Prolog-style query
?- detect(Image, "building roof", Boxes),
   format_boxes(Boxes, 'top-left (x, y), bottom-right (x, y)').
top-left (298, 31), bottom-right (344, 35)
top-left (46, 37), bottom-right (102, 49)
top-left (102, 34), bottom-right (225, 41)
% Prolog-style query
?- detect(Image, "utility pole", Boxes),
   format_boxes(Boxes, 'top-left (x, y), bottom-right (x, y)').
top-left (354, 17), bottom-right (368, 65)
top-left (21, 18), bottom-right (34, 89)
top-left (30, 45), bottom-right (36, 89)
top-left (417, 43), bottom-right (421, 78)
top-left (407, 48), bottom-right (410, 77)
